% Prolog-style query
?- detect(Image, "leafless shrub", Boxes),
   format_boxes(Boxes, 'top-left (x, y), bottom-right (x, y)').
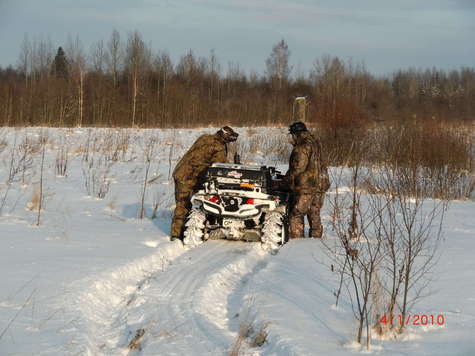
top-left (27, 184), bottom-right (40, 211)
top-left (0, 133), bottom-right (19, 215)
top-left (165, 141), bottom-right (174, 181)
top-left (249, 322), bottom-right (269, 347)
top-left (79, 129), bottom-right (100, 163)
top-left (325, 161), bottom-right (384, 349)
top-left (245, 127), bottom-right (258, 136)
top-left (258, 134), bottom-right (290, 160)
top-left (320, 120), bottom-right (474, 200)
top-left (233, 133), bottom-right (291, 164)
top-left (17, 136), bottom-right (35, 185)
top-left (151, 188), bottom-right (166, 219)
top-left (363, 166), bottom-right (475, 202)
top-left (229, 297), bottom-right (269, 355)
top-left (138, 135), bottom-right (157, 219)
top-left (36, 135), bottom-right (47, 226)
top-left (230, 318), bottom-right (269, 355)
top-left (318, 126), bottom-right (369, 167)
top-left (82, 155), bottom-right (114, 199)
top-left (100, 129), bottom-right (131, 162)
top-left (230, 316), bottom-right (254, 356)
top-left (0, 133), bottom-right (35, 211)
top-left (325, 158), bottom-right (446, 348)
top-left (371, 121), bottom-right (473, 200)
top-left (373, 164), bottom-right (446, 334)
top-left (3, 133), bottom-right (36, 185)
top-left (55, 136), bottom-right (69, 177)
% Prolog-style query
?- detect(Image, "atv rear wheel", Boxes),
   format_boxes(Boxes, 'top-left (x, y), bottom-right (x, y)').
top-left (183, 209), bottom-right (206, 248)
top-left (261, 211), bottom-right (288, 253)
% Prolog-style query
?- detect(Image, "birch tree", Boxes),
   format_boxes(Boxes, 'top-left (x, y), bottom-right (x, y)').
top-left (125, 31), bottom-right (150, 126)
top-left (66, 36), bottom-right (86, 127)
top-left (106, 29), bottom-right (122, 87)
top-left (265, 39), bottom-right (292, 90)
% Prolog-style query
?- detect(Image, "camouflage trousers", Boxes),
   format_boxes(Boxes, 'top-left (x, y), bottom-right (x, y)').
top-left (171, 180), bottom-right (195, 239)
top-left (289, 193), bottom-right (325, 238)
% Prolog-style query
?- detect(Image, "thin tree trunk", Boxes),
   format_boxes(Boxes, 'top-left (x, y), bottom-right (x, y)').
top-left (132, 69), bottom-right (137, 126)
top-left (400, 244), bottom-right (412, 332)
top-left (78, 71), bottom-right (84, 127)
top-left (36, 142), bottom-right (46, 226)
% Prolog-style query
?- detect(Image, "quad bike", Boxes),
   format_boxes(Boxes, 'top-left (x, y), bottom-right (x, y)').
top-left (182, 160), bottom-right (290, 252)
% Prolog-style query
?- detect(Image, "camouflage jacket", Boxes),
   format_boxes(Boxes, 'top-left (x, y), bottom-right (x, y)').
top-left (173, 133), bottom-right (228, 185)
top-left (285, 131), bottom-right (330, 194)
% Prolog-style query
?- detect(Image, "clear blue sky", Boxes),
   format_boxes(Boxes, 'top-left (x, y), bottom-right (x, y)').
top-left (0, 0), bottom-right (474, 76)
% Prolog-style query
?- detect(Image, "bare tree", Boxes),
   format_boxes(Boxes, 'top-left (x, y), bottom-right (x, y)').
top-left (139, 135), bottom-right (157, 219)
top-left (2, 32), bottom-right (475, 129)
top-left (208, 49), bottom-right (221, 102)
top-left (265, 39), bottom-right (292, 90)
top-left (17, 35), bottom-right (31, 82)
top-left (125, 31), bottom-right (150, 126)
top-left (30, 35), bottom-right (54, 80)
top-left (66, 35), bottom-right (87, 127)
top-left (90, 40), bottom-right (106, 74)
top-left (153, 51), bottom-right (173, 122)
top-left (106, 29), bottom-right (122, 87)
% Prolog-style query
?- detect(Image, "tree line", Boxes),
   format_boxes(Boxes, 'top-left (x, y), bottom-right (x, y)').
top-left (0, 31), bottom-right (474, 128)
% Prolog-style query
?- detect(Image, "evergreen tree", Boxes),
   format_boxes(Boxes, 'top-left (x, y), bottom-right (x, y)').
top-left (51, 47), bottom-right (69, 79)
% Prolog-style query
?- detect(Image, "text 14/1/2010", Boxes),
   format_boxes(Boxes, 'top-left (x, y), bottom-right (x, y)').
top-left (379, 314), bottom-right (445, 326)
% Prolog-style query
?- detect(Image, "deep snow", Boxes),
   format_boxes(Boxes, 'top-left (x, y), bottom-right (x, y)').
top-left (0, 127), bottom-right (474, 355)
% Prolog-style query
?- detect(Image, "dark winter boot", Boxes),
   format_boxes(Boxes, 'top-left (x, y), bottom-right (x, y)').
top-left (309, 226), bottom-right (323, 238)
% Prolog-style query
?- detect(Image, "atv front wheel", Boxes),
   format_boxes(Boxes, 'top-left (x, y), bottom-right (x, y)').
top-left (183, 209), bottom-right (206, 247)
top-left (261, 211), bottom-right (288, 253)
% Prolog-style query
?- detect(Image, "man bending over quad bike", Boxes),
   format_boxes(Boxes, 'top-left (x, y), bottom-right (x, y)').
top-left (170, 126), bottom-right (239, 241)
top-left (285, 121), bottom-right (330, 239)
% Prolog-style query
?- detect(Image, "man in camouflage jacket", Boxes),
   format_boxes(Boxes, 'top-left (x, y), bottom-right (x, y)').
top-left (170, 126), bottom-right (239, 241)
top-left (285, 122), bottom-right (330, 238)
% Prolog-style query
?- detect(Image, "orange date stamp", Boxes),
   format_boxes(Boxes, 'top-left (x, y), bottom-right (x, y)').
top-left (379, 314), bottom-right (445, 326)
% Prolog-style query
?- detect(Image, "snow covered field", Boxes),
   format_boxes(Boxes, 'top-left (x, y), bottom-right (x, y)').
top-left (0, 127), bottom-right (474, 355)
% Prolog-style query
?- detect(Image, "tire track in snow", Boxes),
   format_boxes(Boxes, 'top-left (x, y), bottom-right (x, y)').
top-left (130, 241), bottom-right (269, 355)
top-left (191, 243), bottom-right (269, 347)
top-left (69, 240), bottom-right (270, 355)
top-left (68, 241), bottom-right (186, 355)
